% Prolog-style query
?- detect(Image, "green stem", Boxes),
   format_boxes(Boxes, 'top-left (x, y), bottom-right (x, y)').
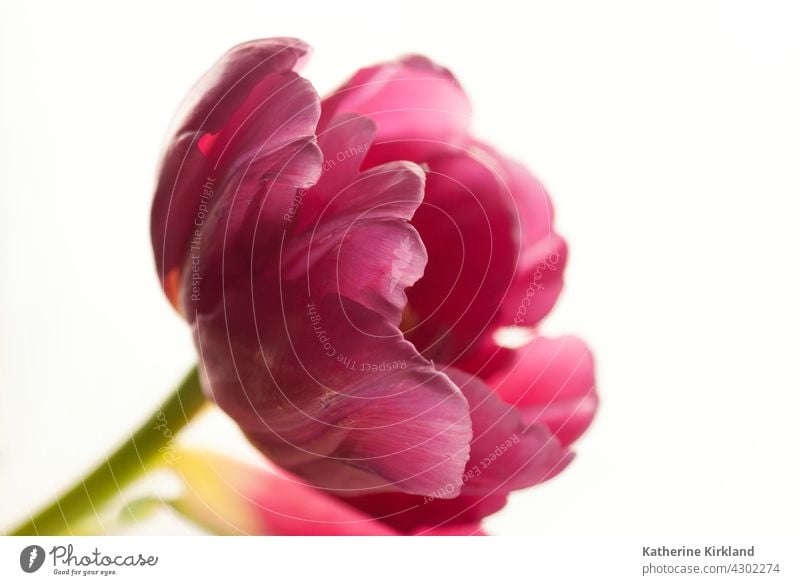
top-left (8, 366), bottom-right (206, 536)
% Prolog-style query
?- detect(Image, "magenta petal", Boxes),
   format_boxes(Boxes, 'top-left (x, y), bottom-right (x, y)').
top-left (175, 38), bottom-right (311, 136)
top-left (341, 491), bottom-right (508, 534)
top-left (181, 137), bottom-right (323, 316)
top-left (474, 144), bottom-right (568, 329)
top-left (173, 450), bottom-right (398, 535)
top-left (443, 367), bottom-right (573, 495)
top-left (336, 364), bottom-right (574, 531)
top-left (302, 119), bottom-right (425, 230)
top-left (403, 151), bottom-right (517, 367)
top-left (199, 71), bottom-right (321, 173)
top-left (150, 39), bottom-right (595, 517)
top-left (308, 113), bottom-right (376, 199)
top-left (197, 292), bottom-right (471, 497)
top-left (194, 119), bottom-right (473, 497)
top-left (400, 144), bottom-right (568, 376)
top-left (488, 336), bottom-right (598, 446)
top-left (249, 471), bottom-right (399, 536)
top-left (415, 525), bottom-right (486, 536)
top-left (281, 114), bottom-right (429, 325)
top-left (174, 450), bottom-right (491, 535)
top-left (291, 220), bottom-right (427, 327)
top-left (319, 59), bottom-right (566, 375)
top-left (319, 55), bottom-right (471, 162)
top-left (249, 470), bottom-right (401, 536)
top-left (151, 38), bottom-right (320, 307)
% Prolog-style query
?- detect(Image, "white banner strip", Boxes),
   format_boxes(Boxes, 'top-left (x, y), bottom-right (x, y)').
top-left (1, 537), bottom-right (797, 584)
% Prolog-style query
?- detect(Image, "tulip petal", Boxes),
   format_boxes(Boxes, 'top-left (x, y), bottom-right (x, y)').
top-left (151, 38), bottom-right (321, 308)
top-left (397, 144), bottom-right (567, 378)
top-left (488, 336), bottom-right (598, 446)
top-left (284, 115), bottom-right (428, 324)
top-left (341, 491), bottom-right (507, 534)
top-left (172, 450), bottom-right (491, 535)
top-left (196, 292), bottom-right (472, 497)
top-left (180, 137), bottom-right (323, 315)
top-left (473, 144), bottom-right (568, 329)
top-left (175, 38), bottom-right (311, 136)
top-left (150, 39), bottom-right (595, 518)
top-left (402, 151), bottom-right (517, 368)
top-left (320, 51), bottom-right (568, 376)
top-left (172, 450), bottom-right (398, 535)
top-left (193, 114), bottom-right (473, 497)
top-left (320, 55), bottom-right (471, 163)
top-left (337, 365), bottom-right (573, 533)
top-left (443, 367), bottom-right (573, 495)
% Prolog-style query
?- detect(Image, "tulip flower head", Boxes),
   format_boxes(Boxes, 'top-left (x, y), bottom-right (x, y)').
top-left (151, 37), bottom-right (597, 534)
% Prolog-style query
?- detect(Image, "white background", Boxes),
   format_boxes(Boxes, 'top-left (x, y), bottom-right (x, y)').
top-left (1, 0), bottom-right (799, 537)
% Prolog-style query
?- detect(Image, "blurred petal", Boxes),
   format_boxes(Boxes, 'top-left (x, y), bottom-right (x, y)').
top-left (172, 450), bottom-right (491, 535)
top-left (488, 336), bottom-right (598, 446)
top-left (172, 450), bottom-right (397, 535)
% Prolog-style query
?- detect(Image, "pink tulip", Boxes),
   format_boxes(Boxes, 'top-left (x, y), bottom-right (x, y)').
top-left (151, 37), bottom-right (597, 528)
top-left (172, 450), bottom-right (463, 535)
